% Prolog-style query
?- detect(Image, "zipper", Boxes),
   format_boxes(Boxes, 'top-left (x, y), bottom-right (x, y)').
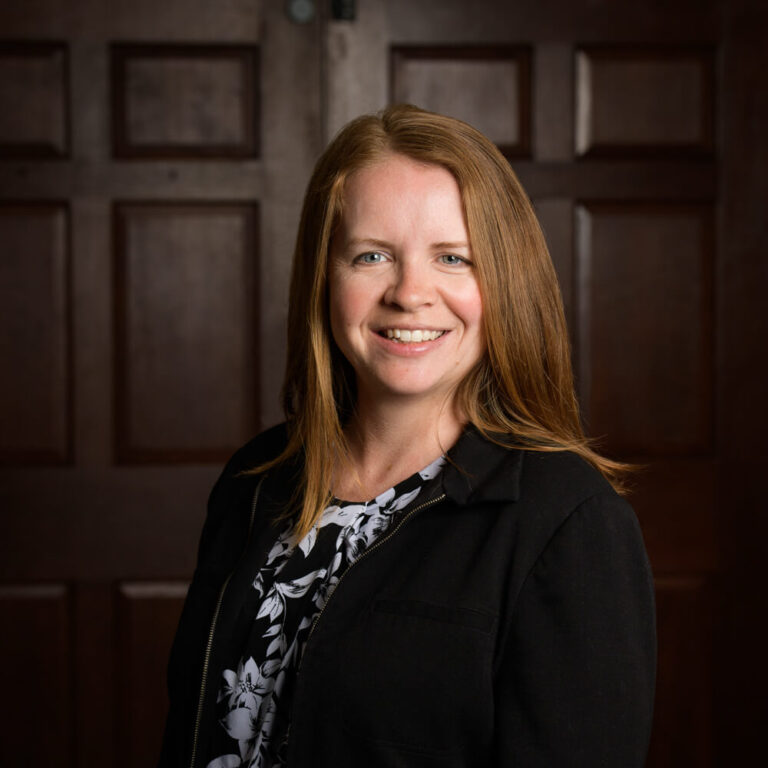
top-left (285, 490), bottom-right (446, 762)
top-left (189, 477), bottom-right (264, 768)
top-left (300, 491), bottom-right (447, 668)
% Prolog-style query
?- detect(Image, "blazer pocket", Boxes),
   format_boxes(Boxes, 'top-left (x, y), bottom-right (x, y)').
top-left (373, 598), bottom-right (495, 633)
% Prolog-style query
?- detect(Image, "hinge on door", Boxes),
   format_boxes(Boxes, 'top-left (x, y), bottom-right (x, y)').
top-left (331, 0), bottom-right (355, 21)
top-left (287, 0), bottom-right (355, 24)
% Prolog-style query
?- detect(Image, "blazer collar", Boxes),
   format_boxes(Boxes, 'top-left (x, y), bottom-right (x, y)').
top-left (441, 426), bottom-right (523, 506)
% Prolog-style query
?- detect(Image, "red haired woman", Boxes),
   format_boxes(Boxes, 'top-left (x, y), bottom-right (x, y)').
top-left (160, 105), bottom-right (656, 768)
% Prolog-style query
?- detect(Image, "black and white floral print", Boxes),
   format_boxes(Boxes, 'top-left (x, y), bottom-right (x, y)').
top-left (206, 455), bottom-right (446, 768)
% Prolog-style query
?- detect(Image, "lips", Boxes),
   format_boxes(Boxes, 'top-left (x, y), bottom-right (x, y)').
top-left (379, 329), bottom-right (447, 342)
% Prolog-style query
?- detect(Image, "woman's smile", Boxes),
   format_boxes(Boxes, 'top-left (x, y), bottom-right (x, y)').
top-left (379, 328), bottom-right (447, 342)
top-left (328, 152), bottom-right (485, 407)
top-left (370, 326), bottom-right (451, 358)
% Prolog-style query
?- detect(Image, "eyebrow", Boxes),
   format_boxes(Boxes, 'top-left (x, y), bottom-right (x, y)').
top-left (345, 238), bottom-right (392, 249)
top-left (345, 237), bottom-right (470, 251)
top-left (432, 241), bottom-right (471, 250)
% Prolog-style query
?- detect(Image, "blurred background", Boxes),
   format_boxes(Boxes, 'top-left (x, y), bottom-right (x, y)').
top-left (0, 0), bottom-right (766, 765)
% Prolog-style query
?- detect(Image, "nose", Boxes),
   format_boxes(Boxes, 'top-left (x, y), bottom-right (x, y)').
top-left (384, 259), bottom-right (435, 311)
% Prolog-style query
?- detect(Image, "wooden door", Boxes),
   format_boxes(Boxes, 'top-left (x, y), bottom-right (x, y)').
top-left (2, 0), bottom-right (766, 766)
top-left (322, 0), bottom-right (767, 765)
top-left (0, 1), bottom-right (323, 765)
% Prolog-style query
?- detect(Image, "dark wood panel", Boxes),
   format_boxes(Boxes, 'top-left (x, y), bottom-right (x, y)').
top-left (719, 4), bottom-right (768, 455)
top-left (0, 584), bottom-right (74, 767)
top-left (512, 160), bottom-right (715, 200)
top-left (0, 160), bottom-right (264, 200)
top-left (533, 198), bottom-right (574, 330)
top-left (386, 0), bottom-right (719, 42)
top-left (116, 582), bottom-right (188, 768)
top-left (648, 577), bottom-right (714, 767)
top-left (390, 45), bottom-right (531, 158)
top-left (114, 202), bottom-right (259, 463)
top-left (112, 44), bottom-right (260, 158)
top-left (714, 457), bottom-right (768, 764)
top-left (533, 44), bottom-right (573, 162)
top-left (0, 203), bottom-right (71, 464)
top-left (575, 45), bottom-right (715, 157)
top-left (74, 583), bottom-right (115, 768)
top-left (575, 202), bottom-right (714, 457)
top-left (0, 466), bottom-right (218, 581)
top-left (0, 42), bottom-right (68, 158)
top-left (629, 459), bottom-right (717, 574)
top-left (714, 2), bottom-right (768, 762)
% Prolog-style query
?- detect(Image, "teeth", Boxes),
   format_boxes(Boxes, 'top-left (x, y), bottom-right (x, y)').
top-left (384, 329), bottom-right (445, 342)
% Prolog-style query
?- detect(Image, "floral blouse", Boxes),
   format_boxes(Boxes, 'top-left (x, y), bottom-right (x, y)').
top-left (206, 455), bottom-right (446, 768)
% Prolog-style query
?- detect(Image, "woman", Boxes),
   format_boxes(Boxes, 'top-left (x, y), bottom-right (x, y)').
top-left (159, 105), bottom-right (656, 768)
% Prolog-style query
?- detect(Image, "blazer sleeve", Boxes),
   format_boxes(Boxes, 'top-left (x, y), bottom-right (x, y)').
top-left (493, 492), bottom-right (657, 766)
top-left (158, 445), bottom-right (261, 768)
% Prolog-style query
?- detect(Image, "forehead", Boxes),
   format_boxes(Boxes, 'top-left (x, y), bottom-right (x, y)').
top-left (337, 153), bottom-right (467, 237)
top-left (343, 152), bottom-right (456, 196)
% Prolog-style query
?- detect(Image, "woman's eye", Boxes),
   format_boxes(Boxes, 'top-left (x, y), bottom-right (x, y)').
top-left (356, 252), bottom-right (387, 264)
top-left (440, 254), bottom-right (469, 266)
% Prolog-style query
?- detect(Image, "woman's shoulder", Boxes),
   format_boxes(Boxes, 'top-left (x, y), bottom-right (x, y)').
top-left (452, 428), bottom-right (635, 542)
top-left (195, 424), bottom-right (293, 569)
top-left (519, 447), bottom-right (618, 505)
top-left (511, 448), bottom-right (641, 563)
top-left (205, 423), bottom-right (292, 523)
top-left (218, 422), bottom-right (291, 479)
top-left (450, 427), bottom-right (628, 516)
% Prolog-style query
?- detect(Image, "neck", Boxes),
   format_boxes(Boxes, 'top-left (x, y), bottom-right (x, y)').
top-left (333, 391), bottom-right (465, 502)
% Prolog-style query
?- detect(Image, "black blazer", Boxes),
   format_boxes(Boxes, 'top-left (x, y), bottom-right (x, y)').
top-left (160, 424), bottom-right (656, 767)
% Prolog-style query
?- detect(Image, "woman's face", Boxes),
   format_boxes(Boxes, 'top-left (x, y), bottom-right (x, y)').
top-left (328, 152), bottom-right (485, 410)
